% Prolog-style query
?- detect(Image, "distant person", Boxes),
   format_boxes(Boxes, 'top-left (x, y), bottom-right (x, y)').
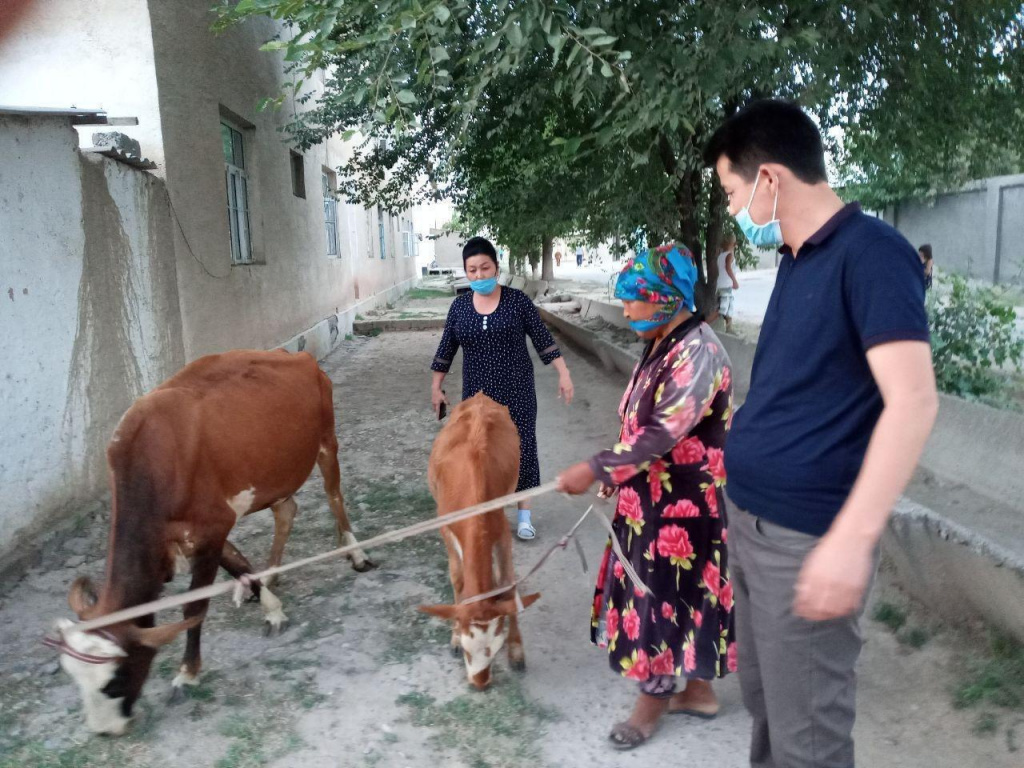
top-left (576, 245), bottom-right (585, 268)
top-left (555, 250), bottom-right (563, 267)
top-left (918, 244), bottom-right (933, 290)
top-left (713, 234), bottom-right (740, 333)
top-left (431, 236), bottom-right (575, 541)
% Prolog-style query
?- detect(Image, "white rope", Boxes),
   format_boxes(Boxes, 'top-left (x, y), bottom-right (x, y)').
top-left (65, 481), bottom-right (560, 635)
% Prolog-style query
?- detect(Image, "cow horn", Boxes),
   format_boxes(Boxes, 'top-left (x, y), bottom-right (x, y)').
top-left (68, 576), bottom-right (99, 618)
top-left (129, 609), bottom-right (207, 649)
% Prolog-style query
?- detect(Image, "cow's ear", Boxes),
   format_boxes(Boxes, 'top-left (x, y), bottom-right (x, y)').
top-left (493, 592), bottom-right (541, 616)
top-left (417, 603), bottom-right (460, 621)
top-left (68, 576), bottom-right (99, 618)
top-left (130, 610), bottom-right (206, 649)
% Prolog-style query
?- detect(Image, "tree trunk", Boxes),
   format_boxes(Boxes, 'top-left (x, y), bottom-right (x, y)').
top-left (541, 234), bottom-right (554, 281)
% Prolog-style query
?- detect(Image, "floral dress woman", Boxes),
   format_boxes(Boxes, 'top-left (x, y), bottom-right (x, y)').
top-left (560, 243), bottom-right (736, 749)
top-left (589, 314), bottom-right (737, 686)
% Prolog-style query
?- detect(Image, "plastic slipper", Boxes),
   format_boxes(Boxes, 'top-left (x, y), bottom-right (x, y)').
top-left (516, 521), bottom-right (536, 541)
top-left (667, 706), bottom-right (719, 720)
top-left (608, 722), bottom-right (650, 751)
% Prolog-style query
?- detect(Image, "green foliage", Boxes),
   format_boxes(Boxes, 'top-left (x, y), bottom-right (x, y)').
top-left (953, 631), bottom-right (1024, 712)
top-left (872, 601), bottom-right (908, 633)
top-left (927, 275), bottom-right (1024, 403)
top-left (215, 0), bottom-right (1024, 304)
top-left (898, 626), bottom-right (931, 650)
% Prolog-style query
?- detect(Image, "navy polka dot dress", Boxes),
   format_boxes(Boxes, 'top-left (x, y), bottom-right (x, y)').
top-left (431, 287), bottom-right (562, 492)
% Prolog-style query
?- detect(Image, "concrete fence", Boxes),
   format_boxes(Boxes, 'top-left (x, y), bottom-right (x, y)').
top-left (883, 173), bottom-right (1024, 286)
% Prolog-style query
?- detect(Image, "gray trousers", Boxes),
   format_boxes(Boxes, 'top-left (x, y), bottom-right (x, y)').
top-left (731, 506), bottom-right (877, 768)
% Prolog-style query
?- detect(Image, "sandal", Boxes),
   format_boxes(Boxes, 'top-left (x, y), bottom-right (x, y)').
top-left (516, 521), bottom-right (536, 541)
top-left (667, 705), bottom-right (719, 720)
top-left (608, 722), bottom-right (652, 751)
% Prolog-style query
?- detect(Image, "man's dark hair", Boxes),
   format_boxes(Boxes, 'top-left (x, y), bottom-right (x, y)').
top-left (703, 100), bottom-right (828, 184)
top-left (918, 244), bottom-right (933, 262)
top-left (462, 236), bottom-right (498, 265)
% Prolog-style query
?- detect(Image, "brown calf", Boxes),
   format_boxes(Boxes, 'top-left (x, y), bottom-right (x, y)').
top-left (418, 393), bottom-right (540, 689)
top-left (59, 349), bottom-right (372, 735)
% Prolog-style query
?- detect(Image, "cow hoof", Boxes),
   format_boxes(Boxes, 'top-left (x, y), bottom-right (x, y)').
top-left (264, 619), bottom-right (289, 637)
top-left (168, 686), bottom-right (187, 705)
top-left (509, 655), bottom-right (526, 672)
top-left (352, 558), bottom-right (377, 573)
top-left (450, 643), bottom-right (463, 658)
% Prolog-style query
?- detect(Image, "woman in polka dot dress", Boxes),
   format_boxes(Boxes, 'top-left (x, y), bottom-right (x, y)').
top-left (430, 237), bottom-right (575, 540)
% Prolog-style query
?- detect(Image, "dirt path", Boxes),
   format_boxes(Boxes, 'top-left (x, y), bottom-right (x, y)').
top-left (0, 330), bottom-right (1017, 767)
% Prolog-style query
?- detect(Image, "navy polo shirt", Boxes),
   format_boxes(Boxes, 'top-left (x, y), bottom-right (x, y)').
top-left (725, 203), bottom-right (929, 536)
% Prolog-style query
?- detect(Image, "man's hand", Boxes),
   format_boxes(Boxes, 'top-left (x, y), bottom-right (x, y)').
top-left (557, 462), bottom-right (596, 495)
top-left (793, 532), bottom-right (874, 621)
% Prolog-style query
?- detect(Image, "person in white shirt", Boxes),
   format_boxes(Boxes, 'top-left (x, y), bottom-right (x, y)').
top-left (712, 234), bottom-right (740, 333)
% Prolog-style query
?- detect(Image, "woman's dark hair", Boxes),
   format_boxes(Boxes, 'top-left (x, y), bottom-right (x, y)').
top-left (462, 236), bottom-right (498, 266)
top-left (703, 99), bottom-right (828, 184)
top-left (918, 244), bottom-right (933, 262)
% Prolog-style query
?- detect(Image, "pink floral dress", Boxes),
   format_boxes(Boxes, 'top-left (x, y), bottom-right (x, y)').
top-left (587, 316), bottom-right (736, 685)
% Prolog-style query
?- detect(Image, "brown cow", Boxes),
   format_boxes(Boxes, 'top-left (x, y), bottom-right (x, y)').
top-left (58, 349), bottom-right (372, 735)
top-left (418, 393), bottom-right (540, 689)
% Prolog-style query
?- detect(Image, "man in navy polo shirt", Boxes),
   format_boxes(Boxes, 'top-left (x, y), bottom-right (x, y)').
top-left (704, 101), bottom-right (938, 767)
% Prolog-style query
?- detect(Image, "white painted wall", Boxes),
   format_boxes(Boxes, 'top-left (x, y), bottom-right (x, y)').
top-left (146, 0), bottom-right (417, 358)
top-left (0, 0), bottom-right (418, 361)
top-left (0, 115), bottom-right (185, 561)
top-left (0, 0), bottom-right (166, 167)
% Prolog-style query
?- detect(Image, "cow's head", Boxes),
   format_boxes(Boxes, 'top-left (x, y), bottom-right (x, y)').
top-left (58, 577), bottom-right (202, 735)
top-left (419, 592), bottom-right (540, 689)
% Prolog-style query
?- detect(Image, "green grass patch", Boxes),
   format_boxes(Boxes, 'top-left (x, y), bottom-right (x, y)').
top-left (954, 631), bottom-right (1024, 711)
top-left (897, 626), bottom-right (931, 649)
top-left (397, 679), bottom-right (558, 768)
top-left (973, 712), bottom-right (999, 736)
top-left (216, 711), bottom-right (302, 768)
top-left (872, 601), bottom-right (908, 633)
top-left (405, 288), bottom-right (452, 300)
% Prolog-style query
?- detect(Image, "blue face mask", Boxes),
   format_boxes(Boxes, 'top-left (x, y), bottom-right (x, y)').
top-left (469, 277), bottom-right (498, 295)
top-left (628, 307), bottom-right (677, 333)
top-left (734, 173), bottom-right (783, 248)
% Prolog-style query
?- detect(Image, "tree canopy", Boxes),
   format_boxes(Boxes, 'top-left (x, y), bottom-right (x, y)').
top-left (215, 0), bottom-right (1024, 299)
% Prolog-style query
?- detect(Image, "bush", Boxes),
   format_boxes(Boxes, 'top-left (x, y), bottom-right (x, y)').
top-left (927, 275), bottom-right (1024, 402)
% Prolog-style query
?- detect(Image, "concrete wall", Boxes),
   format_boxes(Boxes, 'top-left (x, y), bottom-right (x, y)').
top-left (0, 0), bottom-right (166, 166)
top-left (146, 0), bottom-right (417, 359)
top-left (884, 174), bottom-right (1024, 285)
top-left (0, 115), bottom-right (186, 567)
top-left (0, 0), bottom-right (418, 361)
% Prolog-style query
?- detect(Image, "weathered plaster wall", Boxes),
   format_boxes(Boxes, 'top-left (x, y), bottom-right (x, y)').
top-left (0, 115), bottom-right (185, 566)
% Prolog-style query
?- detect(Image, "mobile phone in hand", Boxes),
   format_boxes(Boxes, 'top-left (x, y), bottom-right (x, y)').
top-left (438, 390), bottom-right (447, 420)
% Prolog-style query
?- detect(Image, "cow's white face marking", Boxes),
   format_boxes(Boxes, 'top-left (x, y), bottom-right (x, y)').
top-left (227, 487), bottom-right (256, 521)
top-left (57, 619), bottom-right (129, 735)
top-left (461, 618), bottom-right (506, 678)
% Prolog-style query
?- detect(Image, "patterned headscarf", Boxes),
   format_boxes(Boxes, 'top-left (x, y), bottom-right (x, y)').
top-left (614, 243), bottom-right (698, 314)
